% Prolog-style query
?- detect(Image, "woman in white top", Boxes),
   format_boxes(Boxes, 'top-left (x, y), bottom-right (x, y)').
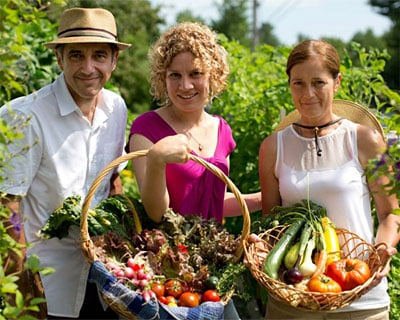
top-left (259, 39), bottom-right (399, 319)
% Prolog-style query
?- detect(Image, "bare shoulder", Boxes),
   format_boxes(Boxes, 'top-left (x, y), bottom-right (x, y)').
top-left (259, 132), bottom-right (278, 156)
top-left (356, 124), bottom-right (386, 166)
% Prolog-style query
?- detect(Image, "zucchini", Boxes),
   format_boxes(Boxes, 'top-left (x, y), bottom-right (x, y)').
top-left (263, 219), bottom-right (305, 279)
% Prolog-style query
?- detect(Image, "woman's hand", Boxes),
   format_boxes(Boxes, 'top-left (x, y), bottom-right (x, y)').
top-left (148, 134), bottom-right (191, 165)
top-left (367, 244), bottom-right (397, 289)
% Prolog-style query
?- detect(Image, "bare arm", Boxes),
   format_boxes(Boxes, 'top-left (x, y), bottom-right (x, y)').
top-left (128, 133), bottom-right (190, 223)
top-left (223, 191), bottom-right (261, 217)
top-left (357, 125), bottom-right (400, 278)
top-left (109, 173), bottom-right (123, 196)
top-left (259, 133), bottom-right (281, 215)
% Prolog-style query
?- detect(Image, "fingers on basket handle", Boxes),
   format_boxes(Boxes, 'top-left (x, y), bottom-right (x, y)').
top-left (374, 242), bottom-right (395, 269)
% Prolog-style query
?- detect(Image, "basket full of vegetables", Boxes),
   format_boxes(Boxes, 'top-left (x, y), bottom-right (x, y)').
top-left (73, 150), bottom-right (251, 320)
top-left (244, 200), bottom-right (384, 311)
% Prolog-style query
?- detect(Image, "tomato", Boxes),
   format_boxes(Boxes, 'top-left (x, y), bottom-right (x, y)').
top-left (151, 282), bottom-right (165, 298)
top-left (204, 276), bottom-right (219, 290)
top-left (164, 279), bottom-right (185, 298)
top-left (158, 296), bottom-right (168, 304)
top-left (325, 258), bottom-right (371, 291)
top-left (201, 289), bottom-right (221, 302)
top-left (307, 274), bottom-right (342, 293)
top-left (178, 292), bottom-right (200, 307)
top-left (163, 296), bottom-right (177, 305)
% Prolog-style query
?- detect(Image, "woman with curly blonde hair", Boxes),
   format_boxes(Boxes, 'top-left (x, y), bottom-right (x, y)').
top-left (127, 21), bottom-right (260, 223)
top-left (148, 22), bottom-right (229, 107)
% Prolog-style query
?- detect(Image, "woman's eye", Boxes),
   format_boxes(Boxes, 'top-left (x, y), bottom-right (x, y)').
top-left (313, 80), bottom-right (326, 88)
top-left (292, 81), bottom-right (303, 87)
top-left (191, 71), bottom-right (203, 77)
top-left (168, 72), bottom-right (180, 79)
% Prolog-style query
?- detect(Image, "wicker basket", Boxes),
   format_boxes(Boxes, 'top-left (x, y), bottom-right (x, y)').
top-left (80, 150), bottom-right (251, 319)
top-left (244, 224), bottom-right (384, 311)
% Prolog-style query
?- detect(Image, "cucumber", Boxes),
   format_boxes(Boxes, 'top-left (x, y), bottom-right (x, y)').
top-left (263, 219), bottom-right (305, 279)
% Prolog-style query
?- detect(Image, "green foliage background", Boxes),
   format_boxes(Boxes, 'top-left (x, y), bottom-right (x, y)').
top-left (0, 0), bottom-right (399, 318)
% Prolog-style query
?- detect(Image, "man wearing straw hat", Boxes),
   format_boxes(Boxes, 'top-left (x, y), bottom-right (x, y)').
top-left (0, 7), bottom-right (130, 319)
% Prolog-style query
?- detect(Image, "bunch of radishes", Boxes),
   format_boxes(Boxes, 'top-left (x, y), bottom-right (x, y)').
top-left (106, 256), bottom-right (157, 302)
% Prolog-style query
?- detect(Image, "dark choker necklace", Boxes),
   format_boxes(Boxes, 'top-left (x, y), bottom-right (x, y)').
top-left (292, 118), bottom-right (343, 157)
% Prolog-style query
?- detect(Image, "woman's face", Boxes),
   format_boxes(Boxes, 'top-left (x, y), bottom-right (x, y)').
top-left (289, 56), bottom-right (341, 124)
top-left (166, 51), bottom-right (210, 112)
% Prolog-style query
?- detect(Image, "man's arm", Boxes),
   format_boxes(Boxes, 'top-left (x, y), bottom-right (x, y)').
top-left (109, 173), bottom-right (123, 196)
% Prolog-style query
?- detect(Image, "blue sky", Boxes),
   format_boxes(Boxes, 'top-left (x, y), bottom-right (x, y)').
top-left (150, 0), bottom-right (392, 45)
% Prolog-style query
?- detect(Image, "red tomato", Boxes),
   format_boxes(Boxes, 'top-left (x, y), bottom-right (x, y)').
top-left (178, 292), bottom-right (200, 307)
top-left (164, 296), bottom-right (177, 305)
top-left (158, 296), bottom-right (177, 304)
top-left (201, 289), bottom-right (221, 302)
top-left (158, 296), bottom-right (168, 304)
top-left (307, 274), bottom-right (342, 293)
top-left (151, 282), bottom-right (165, 298)
top-left (164, 279), bottom-right (184, 298)
top-left (325, 258), bottom-right (371, 291)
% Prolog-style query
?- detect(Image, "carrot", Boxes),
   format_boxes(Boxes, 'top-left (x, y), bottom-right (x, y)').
top-left (311, 249), bottom-right (328, 278)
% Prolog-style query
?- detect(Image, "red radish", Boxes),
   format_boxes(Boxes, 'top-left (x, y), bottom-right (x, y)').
top-left (126, 257), bottom-right (135, 268)
top-left (124, 267), bottom-right (135, 279)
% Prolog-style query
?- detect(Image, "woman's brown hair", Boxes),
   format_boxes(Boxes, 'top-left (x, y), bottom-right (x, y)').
top-left (286, 40), bottom-right (340, 80)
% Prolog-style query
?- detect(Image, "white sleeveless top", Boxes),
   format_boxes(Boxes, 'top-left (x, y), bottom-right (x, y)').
top-left (275, 119), bottom-right (389, 311)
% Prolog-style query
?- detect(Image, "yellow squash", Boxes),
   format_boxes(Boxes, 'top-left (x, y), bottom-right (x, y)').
top-left (321, 217), bottom-right (341, 265)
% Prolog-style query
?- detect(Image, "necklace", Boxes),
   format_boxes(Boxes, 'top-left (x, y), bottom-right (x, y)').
top-left (187, 131), bottom-right (203, 151)
top-left (292, 118), bottom-right (343, 157)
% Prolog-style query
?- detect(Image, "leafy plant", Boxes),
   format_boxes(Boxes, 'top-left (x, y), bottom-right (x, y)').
top-left (0, 111), bottom-right (53, 319)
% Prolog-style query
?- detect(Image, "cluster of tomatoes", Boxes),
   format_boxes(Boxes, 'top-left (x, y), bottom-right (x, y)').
top-left (107, 257), bottom-right (221, 307)
top-left (151, 279), bottom-right (221, 307)
top-left (308, 258), bottom-right (371, 293)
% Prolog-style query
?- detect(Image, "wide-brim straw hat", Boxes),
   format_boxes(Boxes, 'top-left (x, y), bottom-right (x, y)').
top-left (44, 8), bottom-right (131, 50)
top-left (274, 99), bottom-right (384, 137)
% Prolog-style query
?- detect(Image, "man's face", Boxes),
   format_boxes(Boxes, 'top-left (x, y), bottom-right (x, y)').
top-left (56, 43), bottom-right (119, 105)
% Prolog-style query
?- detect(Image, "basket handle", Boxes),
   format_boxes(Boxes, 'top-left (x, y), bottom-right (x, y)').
top-left (80, 150), bottom-right (251, 263)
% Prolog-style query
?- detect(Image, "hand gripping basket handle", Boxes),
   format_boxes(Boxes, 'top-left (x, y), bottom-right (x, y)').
top-left (80, 150), bottom-right (251, 263)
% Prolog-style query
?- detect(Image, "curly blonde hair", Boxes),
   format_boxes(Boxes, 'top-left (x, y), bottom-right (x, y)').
top-left (148, 22), bottom-right (230, 106)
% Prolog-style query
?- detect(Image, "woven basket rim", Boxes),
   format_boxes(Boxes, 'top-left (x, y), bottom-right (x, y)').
top-left (244, 224), bottom-right (383, 311)
top-left (79, 150), bottom-right (251, 314)
top-left (80, 150), bottom-right (251, 262)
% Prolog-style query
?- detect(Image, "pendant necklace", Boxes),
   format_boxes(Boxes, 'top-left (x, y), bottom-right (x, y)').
top-left (292, 118), bottom-right (343, 157)
top-left (170, 108), bottom-right (205, 151)
top-left (187, 131), bottom-right (203, 151)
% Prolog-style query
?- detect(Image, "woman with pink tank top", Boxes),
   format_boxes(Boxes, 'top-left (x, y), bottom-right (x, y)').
top-left (127, 22), bottom-right (260, 225)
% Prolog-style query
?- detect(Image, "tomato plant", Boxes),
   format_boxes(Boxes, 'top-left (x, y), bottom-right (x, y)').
top-left (307, 274), bottom-right (342, 293)
top-left (178, 292), bottom-right (200, 307)
top-left (325, 258), bottom-right (371, 290)
top-left (164, 279), bottom-right (185, 298)
top-left (202, 289), bottom-right (221, 302)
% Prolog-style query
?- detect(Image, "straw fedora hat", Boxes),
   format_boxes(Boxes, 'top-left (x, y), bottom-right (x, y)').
top-left (274, 99), bottom-right (384, 137)
top-left (44, 8), bottom-right (131, 50)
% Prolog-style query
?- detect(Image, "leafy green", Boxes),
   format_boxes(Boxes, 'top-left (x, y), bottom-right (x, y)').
top-left (251, 199), bottom-right (327, 233)
top-left (40, 195), bottom-right (82, 239)
top-left (40, 194), bottom-right (139, 239)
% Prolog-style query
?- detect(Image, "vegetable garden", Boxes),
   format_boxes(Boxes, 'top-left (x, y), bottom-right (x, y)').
top-left (1, 3), bottom-right (400, 319)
